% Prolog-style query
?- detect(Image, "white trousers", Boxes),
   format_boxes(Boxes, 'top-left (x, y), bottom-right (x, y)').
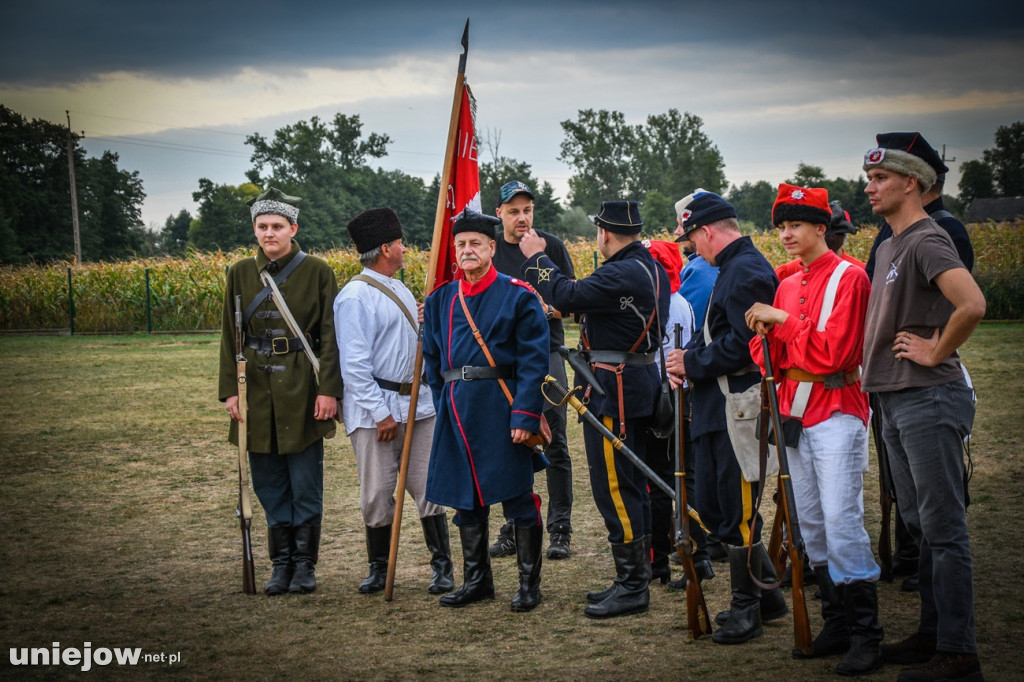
top-left (787, 412), bottom-right (880, 584)
top-left (349, 416), bottom-right (443, 527)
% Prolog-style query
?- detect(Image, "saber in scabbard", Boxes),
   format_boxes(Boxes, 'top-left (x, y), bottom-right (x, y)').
top-left (235, 294), bottom-right (257, 595)
top-left (541, 373), bottom-right (707, 533)
top-left (760, 334), bottom-right (812, 656)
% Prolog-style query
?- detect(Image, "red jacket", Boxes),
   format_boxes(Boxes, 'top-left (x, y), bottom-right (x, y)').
top-left (751, 250), bottom-right (870, 428)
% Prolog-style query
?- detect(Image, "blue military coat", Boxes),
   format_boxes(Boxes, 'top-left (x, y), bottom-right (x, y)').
top-left (522, 240), bottom-right (669, 420)
top-left (422, 265), bottom-right (549, 510)
top-left (683, 236), bottom-right (778, 440)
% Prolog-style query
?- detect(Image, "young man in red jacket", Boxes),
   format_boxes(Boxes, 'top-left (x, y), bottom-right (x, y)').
top-left (746, 184), bottom-right (881, 676)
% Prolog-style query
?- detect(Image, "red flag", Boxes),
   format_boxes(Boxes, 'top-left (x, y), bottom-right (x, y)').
top-left (430, 84), bottom-right (480, 291)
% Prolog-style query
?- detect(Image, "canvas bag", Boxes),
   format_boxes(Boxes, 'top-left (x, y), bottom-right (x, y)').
top-left (703, 293), bottom-right (778, 483)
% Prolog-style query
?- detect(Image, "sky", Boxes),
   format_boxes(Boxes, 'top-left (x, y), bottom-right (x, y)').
top-left (3, 0), bottom-right (1023, 229)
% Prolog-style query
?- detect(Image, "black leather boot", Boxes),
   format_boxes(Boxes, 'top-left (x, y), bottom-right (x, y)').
top-left (288, 524), bottom-right (321, 594)
top-left (586, 535), bottom-right (650, 604)
top-left (715, 542), bottom-right (787, 625)
top-left (793, 563), bottom-right (850, 659)
top-left (584, 538), bottom-right (650, 619)
top-left (358, 525), bottom-right (391, 594)
top-left (713, 544), bottom-right (764, 644)
top-left (264, 526), bottom-right (293, 596)
top-left (510, 524), bottom-right (543, 612)
top-left (421, 514), bottom-right (454, 594)
top-left (440, 523), bottom-right (495, 607)
top-left (835, 580), bottom-right (883, 675)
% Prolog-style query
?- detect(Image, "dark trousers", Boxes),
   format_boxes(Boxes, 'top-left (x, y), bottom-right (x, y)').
top-left (454, 490), bottom-right (542, 528)
top-left (583, 415), bottom-right (651, 544)
top-left (693, 429), bottom-right (762, 547)
top-left (642, 413), bottom-right (709, 564)
top-left (250, 439), bottom-right (324, 527)
top-left (542, 352), bottom-right (573, 534)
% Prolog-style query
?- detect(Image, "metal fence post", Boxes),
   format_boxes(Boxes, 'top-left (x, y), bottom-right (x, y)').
top-left (67, 267), bottom-right (75, 335)
top-left (145, 267), bottom-right (153, 334)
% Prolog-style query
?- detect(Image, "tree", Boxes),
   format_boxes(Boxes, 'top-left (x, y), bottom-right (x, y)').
top-left (244, 113), bottom-right (395, 247)
top-left (77, 151), bottom-right (146, 260)
top-left (958, 159), bottom-right (995, 207)
top-left (640, 189), bottom-right (676, 234)
top-left (160, 209), bottom-right (193, 255)
top-left (0, 105), bottom-right (76, 263)
top-left (188, 179), bottom-right (261, 252)
top-left (727, 180), bottom-right (776, 232)
top-left (982, 121), bottom-right (1024, 197)
top-left (635, 109), bottom-right (726, 199)
top-left (559, 109), bottom-right (639, 209)
top-left (788, 162), bottom-right (827, 188)
top-left (559, 108), bottom-right (726, 215)
top-left (0, 106), bottom-right (149, 263)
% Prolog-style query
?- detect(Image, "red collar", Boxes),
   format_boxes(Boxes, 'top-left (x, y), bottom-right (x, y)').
top-left (458, 264), bottom-right (498, 295)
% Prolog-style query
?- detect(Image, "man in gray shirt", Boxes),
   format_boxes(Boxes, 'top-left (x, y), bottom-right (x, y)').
top-left (860, 132), bottom-right (986, 682)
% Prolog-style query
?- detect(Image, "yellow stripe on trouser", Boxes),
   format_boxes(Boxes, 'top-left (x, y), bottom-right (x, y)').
top-left (738, 477), bottom-right (753, 546)
top-left (602, 415), bottom-right (633, 543)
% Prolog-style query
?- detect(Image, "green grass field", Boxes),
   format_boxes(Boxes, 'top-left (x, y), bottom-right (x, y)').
top-left (0, 324), bottom-right (1021, 680)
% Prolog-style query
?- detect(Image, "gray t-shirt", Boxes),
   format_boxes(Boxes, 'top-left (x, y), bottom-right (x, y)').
top-left (862, 218), bottom-right (966, 393)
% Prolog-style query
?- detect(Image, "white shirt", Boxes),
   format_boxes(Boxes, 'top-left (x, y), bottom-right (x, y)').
top-left (659, 291), bottom-right (694, 365)
top-left (334, 268), bottom-right (435, 434)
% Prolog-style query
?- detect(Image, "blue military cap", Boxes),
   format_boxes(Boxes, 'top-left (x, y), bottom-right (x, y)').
top-left (589, 200), bottom-right (643, 235)
top-left (680, 191), bottom-right (737, 234)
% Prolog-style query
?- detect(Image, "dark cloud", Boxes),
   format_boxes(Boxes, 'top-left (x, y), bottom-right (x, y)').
top-left (5, 1), bottom-right (1022, 85)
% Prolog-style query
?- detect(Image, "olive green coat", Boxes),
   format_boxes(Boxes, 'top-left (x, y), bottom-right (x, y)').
top-left (219, 241), bottom-right (343, 454)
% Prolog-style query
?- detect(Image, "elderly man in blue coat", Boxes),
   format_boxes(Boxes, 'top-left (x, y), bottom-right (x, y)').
top-left (422, 209), bottom-right (550, 612)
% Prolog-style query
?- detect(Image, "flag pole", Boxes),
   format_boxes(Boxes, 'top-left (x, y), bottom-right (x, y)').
top-left (384, 18), bottom-right (470, 601)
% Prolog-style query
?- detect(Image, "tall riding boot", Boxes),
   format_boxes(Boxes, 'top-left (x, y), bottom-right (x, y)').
top-left (835, 581), bottom-right (883, 676)
top-left (713, 544), bottom-right (764, 644)
top-left (420, 514), bottom-right (455, 594)
top-left (510, 524), bottom-right (543, 612)
top-left (289, 524), bottom-right (321, 594)
top-left (793, 563), bottom-right (850, 659)
top-left (715, 542), bottom-right (788, 625)
top-left (358, 525), bottom-right (391, 594)
top-left (585, 535), bottom-right (648, 604)
top-left (440, 523), bottom-right (495, 607)
top-left (584, 537), bottom-right (651, 619)
top-left (264, 525), bottom-right (294, 596)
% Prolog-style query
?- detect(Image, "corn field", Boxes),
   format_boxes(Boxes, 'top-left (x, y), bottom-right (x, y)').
top-left (1, 223), bottom-right (1021, 333)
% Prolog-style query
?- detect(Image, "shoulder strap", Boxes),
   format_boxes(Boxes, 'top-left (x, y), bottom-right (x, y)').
top-left (929, 209), bottom-right (955, 222)
top-left (351, 274), bottom-right (418, 331)
top-left (636, 261), bottom-right (666, 378)
top-left (243, 251), bottom-right (307, 327)
top-left (789, 259), bottom-right (852, 419)
top-left (457, 281), bottom-right (515, 406)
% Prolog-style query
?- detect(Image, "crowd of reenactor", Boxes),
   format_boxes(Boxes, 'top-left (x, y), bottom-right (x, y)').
top-left (220, 131), bottom-right (985, 682)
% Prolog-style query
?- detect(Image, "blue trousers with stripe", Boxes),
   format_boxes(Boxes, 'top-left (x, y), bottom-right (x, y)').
top-left (583, 415), bottom-right (651, 544)
top-left (693, 429), bottom-right (762, 547)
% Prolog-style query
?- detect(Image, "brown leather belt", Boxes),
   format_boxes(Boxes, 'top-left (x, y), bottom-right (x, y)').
top-left (783, 367), bottom-right (860, 389)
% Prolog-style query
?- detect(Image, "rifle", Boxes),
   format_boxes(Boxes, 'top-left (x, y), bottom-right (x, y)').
top-left (871, 394), bottom-right (895, 582)
top-left (765, 488), bottom-right (787, 581)
top-left (672, 324), bottom-right (712, 639)
top-left (234, 295), bottom-right (257, 595)
top-left (543, 350), bottom-right (709, 527)
top-left (758, 334), bottom-right (812, 656)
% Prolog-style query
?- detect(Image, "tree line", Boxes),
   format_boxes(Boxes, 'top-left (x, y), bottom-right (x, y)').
top-left (2, 101), bottom-right (1020, 264)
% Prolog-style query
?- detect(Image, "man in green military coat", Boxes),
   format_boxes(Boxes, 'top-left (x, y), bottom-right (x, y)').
top-left (218, 188), bottom-right (343, 595)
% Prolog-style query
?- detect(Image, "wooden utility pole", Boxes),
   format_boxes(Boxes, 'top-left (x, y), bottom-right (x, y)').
top-left (66, 110), bottom-right (82, 263)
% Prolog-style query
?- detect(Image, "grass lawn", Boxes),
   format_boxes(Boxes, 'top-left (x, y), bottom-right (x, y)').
top-left (0, 323), bottom-right (1020, 680)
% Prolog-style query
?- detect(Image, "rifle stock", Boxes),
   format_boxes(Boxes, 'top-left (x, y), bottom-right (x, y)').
top-left (760, 336), bottom-right (812, 656)
top-left (766, 489), bottom-right (787, 580)
top-left (235, 295), bottom-right (257, 595)
top-left (672, 324), bottom-right (712, 639)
